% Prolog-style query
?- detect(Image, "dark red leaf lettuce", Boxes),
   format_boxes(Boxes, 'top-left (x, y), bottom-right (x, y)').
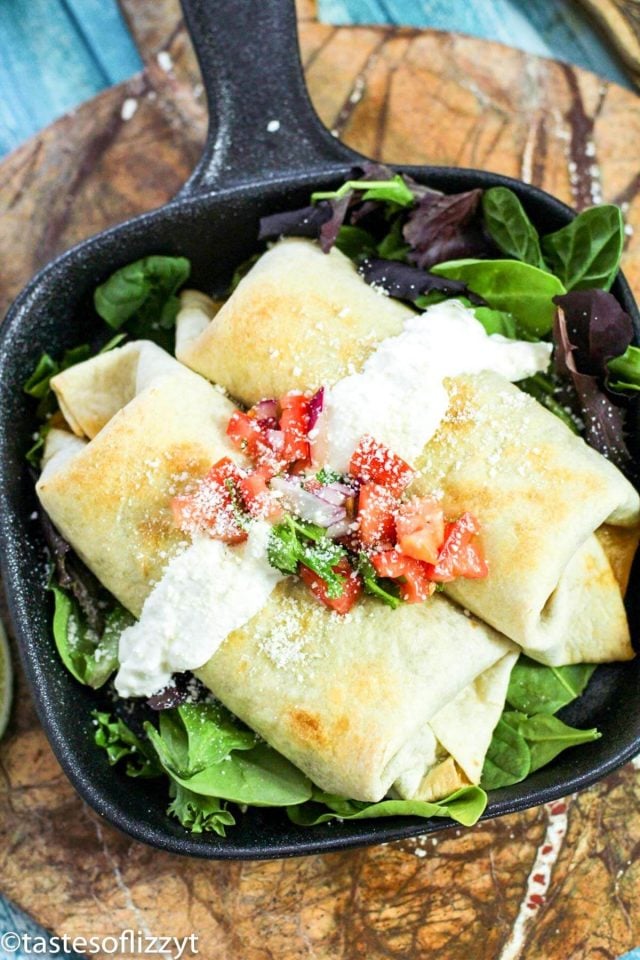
top-left (359, 258), bottom-right (486, 306)
top-left (553, 289), bottom-right (633, 375)
top-left (258, 204), bottom-right (333, 242)
top-left (403, 189), bottom-right (495, 269)
top-left (553, 304), bottom-right (632, 470)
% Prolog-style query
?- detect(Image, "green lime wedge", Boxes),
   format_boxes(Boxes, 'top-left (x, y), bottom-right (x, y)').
top-left (0, 620), bottom-right (13, 741)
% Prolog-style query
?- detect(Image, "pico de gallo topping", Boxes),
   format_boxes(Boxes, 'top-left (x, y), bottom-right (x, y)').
top-left (171, 389), bottom-right (488, 614)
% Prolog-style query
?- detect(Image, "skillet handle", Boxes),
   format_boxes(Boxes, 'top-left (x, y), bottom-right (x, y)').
top-left (177, 0), bottom-right (362, 195)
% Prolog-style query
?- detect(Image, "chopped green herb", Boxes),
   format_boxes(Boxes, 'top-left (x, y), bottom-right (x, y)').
top-left (267, 516), bottom-right (347, 598)
top-left (356, 553), bottom-right (402, 609)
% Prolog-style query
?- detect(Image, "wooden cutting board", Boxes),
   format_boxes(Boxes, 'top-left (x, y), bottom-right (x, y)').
top-left (1, 2), bottom-right (640, 957)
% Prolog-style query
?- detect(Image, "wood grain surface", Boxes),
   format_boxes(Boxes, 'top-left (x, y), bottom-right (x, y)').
top-left (1, 2), bottom-right (640, 957)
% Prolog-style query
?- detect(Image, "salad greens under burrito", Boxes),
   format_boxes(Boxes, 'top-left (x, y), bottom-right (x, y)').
top-left (26, 164), bottom-right (639, 837)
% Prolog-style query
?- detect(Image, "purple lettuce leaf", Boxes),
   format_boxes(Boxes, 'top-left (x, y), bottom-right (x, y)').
top-left (553, 290), bottom-right (633, 376)
top-left (359, 258), bottom-right (486, 306)
top-left (258, 203), bottom-right (333, 241)
top-left (403, 189), bottom-right (495, 269)
top-left (553, 307), bottom-right (632, 469)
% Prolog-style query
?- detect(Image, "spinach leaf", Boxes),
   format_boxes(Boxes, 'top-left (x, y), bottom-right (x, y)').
top-left (51, 582), bottom-right (133, 689)
top-left (24, 344), bottom-right (91, 420)
top-left (92, 710), bottom-right (161, 778)
top-left (506, 656), bottom-right (597, 715)
top-left (94, 256), bottom-right (191, 347)
top-left (168, 783), bottom-right (236, 836)
top-left (608, 344), bottom-right (640, 392)
top-left (542, 205), bottom-right (624, 291)
top-left (288, 785), bottom-right (487, 828)
top-left (431, 259), bottom-right (565, 337)
top-left (482, 187), bottom-right (546, 269)
top-left (481, 715), bottom-right (531, 789)
top-left (144, 705), bottom-right (312, 807)
top-left (509, 713), bottom-right (600, 771)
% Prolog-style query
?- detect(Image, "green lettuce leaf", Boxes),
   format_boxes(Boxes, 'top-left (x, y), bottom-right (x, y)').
top-left (51, 582), bottom-right (133, 689)
top-left (542, 205), bottom-right (624, 291)
top-left (288, 785), bottom-right (487, 828)
top-left (144, 704), bottom-right (312, 807)
top-left (167, 783), bottom-right (236, 836)
top-left (430, 258), bottom-right (565, 337)
top-left (94, 255), bottom-right (191, 348)
top-left (92, 710), bottom-right (161, 778)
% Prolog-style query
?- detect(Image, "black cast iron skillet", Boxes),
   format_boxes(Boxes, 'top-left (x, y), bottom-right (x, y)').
top-left (0, 0), bottom-right (639, 860)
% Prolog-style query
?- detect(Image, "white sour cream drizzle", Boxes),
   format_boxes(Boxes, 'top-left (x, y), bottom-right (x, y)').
top-left (114, 521), bottom-right (283, 697)
top-left (312, 299), bottom-right (552, 471)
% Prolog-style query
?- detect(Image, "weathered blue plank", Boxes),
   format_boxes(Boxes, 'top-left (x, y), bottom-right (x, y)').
top-left (318, 0), bottom-right (632, 89)
top-left (0, 0), bottom-right (141, 156)
top-left (0, 896), bottom-right (84, 959)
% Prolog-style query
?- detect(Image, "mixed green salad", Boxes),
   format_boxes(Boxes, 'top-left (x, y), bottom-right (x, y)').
top-left (26, 163), bottom-right (639, 835)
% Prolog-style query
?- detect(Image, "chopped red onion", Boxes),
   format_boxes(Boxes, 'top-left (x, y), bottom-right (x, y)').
top-left (254, 398), bottom-right (278, 420)
top-left (308, 387), bottom-right (324, 430)
top-left (326, 517), bottom-right (353, 539)
top-left (271, 476), bottom-right (346, 527)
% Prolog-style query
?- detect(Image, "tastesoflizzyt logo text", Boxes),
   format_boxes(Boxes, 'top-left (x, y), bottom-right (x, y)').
top-left (0, 928), bottom-right (199, 958)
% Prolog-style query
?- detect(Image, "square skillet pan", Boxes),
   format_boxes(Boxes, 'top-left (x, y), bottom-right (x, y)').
top-left (0, 0), bottom-right (639, 859)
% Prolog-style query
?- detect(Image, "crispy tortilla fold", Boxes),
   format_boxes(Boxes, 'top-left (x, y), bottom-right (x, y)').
top-left (196, 581), bottom-right (516, 801)
top-left (176, 238), bottom-right (640, 665)
top-left (37, 341), bottom-right (239, 615)
top-left (176, 238), bottom-right (414, 405)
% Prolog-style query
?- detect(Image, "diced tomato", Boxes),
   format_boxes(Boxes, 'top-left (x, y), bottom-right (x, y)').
top-left (357, 483), bottom-right (397, 547)
top-left (226, 410), bottom-right (268, 458)
top-left (237, 469), bottom-right (283, 521)
top-left (429, 513), bottom-right (488, 582)
top-left (396, 496), bottom-right (445, 564)
top-left (280, 392), bottom-right (311, 465)
top-left (204, 456), bottom-right (245, 486)
top-left (171, 457), bottom-right (247, 544)
top-left (371, 550), bottom-right (435, 603)
top-left (299, 558), bottom-right (362, 615)
top-left (349, 436), bottom-right (413, 494)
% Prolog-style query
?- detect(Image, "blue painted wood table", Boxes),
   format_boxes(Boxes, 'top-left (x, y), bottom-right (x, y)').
top-left (2, 1), bottom-right (640, 958)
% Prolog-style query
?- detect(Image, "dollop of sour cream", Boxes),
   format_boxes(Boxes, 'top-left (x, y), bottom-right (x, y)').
top-left (312, 299), bottom-right (552, 471)
top-left (114, 521), bottom-right (283, 697)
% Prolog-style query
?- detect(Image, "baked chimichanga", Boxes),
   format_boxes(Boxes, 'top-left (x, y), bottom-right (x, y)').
top-left (36, 341), bottom-right (517, 802)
